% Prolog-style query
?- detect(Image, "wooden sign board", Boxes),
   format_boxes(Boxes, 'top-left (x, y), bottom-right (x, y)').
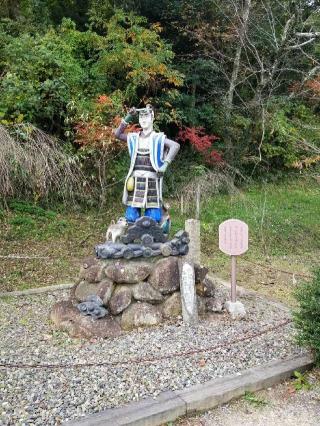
top-left (219, 219), bottom-right (248, 256)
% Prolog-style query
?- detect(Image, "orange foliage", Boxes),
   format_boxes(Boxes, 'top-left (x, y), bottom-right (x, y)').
top-left (75, 115), bottom-right (121, 151)
top-left (97, 95), bottom-right (113, 106)
top-left (290, 76), bottom-right (320, 99)
top-left (305, 77), bottom-right (320, 97)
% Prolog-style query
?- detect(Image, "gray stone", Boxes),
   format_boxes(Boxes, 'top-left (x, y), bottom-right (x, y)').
top-left (162, 292), bottom-right (182, 318)
top-left (132, 281), bottom-right (164, 303)
top-left (206, 297), bottom-right (225, 313)
top-left (148, 257), bottom-right (180, 294)
top-left (74, 279), bottom-right (114, 305)
top-left (109, 285), bottom-right (132, 315)
top-left (196, 276), bottom-right (216, 297)
top-left (79, 263), bottom-right (105, 283)
top-left (77, 295), bottom-right (108, 319)
top-left (104, 259), bottom-right (153, 284)
top-left (121, 302), bottom-right (163, 330)
top-left (225, 300), bottom-right (246, 319)
top-left (50, 301), bottom-right (121, 339)
top-left (77, 301), bottom-right (108, 319)
top-left (179, 260), bottom-right (198, 325)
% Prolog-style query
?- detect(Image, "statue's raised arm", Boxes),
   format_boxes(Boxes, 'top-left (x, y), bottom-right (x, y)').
top-left (114, 107), bottom-right (137, 142)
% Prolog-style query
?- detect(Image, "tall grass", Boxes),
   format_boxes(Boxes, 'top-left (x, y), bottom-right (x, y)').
top-left (0, 124), bottom-right (89, 206)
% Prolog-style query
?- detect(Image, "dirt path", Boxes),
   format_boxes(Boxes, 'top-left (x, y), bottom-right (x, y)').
top-left (175, 369), bottom-right (320, 426)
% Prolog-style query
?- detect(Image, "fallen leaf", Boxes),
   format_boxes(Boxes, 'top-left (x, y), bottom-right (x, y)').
top-left (199, 359), bottom-right (206, 367)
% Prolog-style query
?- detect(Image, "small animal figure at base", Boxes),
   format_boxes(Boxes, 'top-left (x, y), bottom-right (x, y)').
top-left (160, 203), bottom-right (171, 235)
top-left (105, 217), bottom-right (128, 243)
top-left (77, 295), bottom-right (108, 319)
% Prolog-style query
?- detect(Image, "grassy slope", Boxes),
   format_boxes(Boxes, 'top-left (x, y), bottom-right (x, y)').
top-left (0, 176), bottom-right (319, 304)
top-left (192, 177), bottom-right (319, 304)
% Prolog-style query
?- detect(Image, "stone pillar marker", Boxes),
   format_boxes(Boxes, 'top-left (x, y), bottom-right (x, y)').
top-left (179, 260), bottom-right (198, 325)
top-left (185, 219), bottom-right (201, 265)
top-left (219, 219), bottom-right (248, 319)
top-left (178, 219), bottom-right (200, 325)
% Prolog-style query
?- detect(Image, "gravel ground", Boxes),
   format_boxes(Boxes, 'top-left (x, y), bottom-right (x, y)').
top-left (175, 370), bottom-right (320, 426)
top-left (0, 289), bottom-right (307, 425)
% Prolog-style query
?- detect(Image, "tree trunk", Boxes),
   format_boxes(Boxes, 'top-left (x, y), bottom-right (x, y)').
top-left (224, 0), bottom-right (252, 163)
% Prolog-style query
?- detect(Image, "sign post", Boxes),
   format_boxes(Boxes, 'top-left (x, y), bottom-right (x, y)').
top-left (219, 219), bottom-right (248, 318)
top-left (231, 255), bottom-right (237, 302)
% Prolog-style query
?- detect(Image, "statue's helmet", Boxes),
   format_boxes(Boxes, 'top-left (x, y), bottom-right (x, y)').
top-left (137, 104), bottom-right (154, 119)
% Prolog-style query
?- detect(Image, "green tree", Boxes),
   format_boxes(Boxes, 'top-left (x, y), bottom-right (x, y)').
top-left (0, 11), bottom-right (182, 135)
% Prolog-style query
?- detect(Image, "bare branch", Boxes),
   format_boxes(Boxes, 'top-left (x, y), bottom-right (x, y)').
top-left (286, 37), bottom-right (316, 50)
top-left (296, 32), bottom-right (320, 37)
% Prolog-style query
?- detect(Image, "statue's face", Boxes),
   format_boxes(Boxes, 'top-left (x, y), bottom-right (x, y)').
top-left (139, 112), bottom-right (154, 131)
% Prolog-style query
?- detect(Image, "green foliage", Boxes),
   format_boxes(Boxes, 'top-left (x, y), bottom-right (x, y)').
top-left (0, 11), bottom-right (182, 136)
top-left (293, 269), bottom-right (320, 364)
top-left (4, 201), bottom-right (69, 240)
top-left (0, 20), bottom-right (89, 131)
top-left (292, 370), bottom-right (312, 391)
top-left (243, 391), bottom-right (268, 407)
top-left (262, 101), bottom-right (320, 168)
top-left (8, 200), bottom-right (57, 218)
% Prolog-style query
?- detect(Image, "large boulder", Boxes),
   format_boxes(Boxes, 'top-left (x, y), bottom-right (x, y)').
top-left (148, 257), bottom-right (180, 294)
top-left (132, 282), bottom-right (164, 303)
top-left (50, 301), bottom-right (121, 339)
top-left (74, 279), bottom-right (114, 305)
top-left (206, 296), bottom-right (225, 313)
top-left (162, 292), bottom-right (182, 318)
top-left (81, 256), bottom-right (99, 269)
top-left (121, 302), bottom-right (163, 330)
top-left (196, 276), bottom-right (216, 297)
top-left (79, 263), bottom-right (105, 283)
top-left (108, 285), bottom-right (132, 315)
top-left (194, 264), bottom-right (209, 284)
top-left (104, 260), bottom-right (153, 284)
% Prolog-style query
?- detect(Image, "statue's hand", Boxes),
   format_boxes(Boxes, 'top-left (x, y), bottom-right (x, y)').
top-left (129, 107), bottom-right (137, 116)
top-left (158, 161), bottom-right (169, 173)
top-left (124, 107), bottom-right (137, 124)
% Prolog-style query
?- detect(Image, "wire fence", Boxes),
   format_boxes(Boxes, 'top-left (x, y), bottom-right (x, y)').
top-left (0, 319), bottom-right (292, 370)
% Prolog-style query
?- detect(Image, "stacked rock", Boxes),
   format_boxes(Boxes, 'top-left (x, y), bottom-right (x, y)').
top-left (50, 256), bottom-right (226, 339)
top-left (95, 217), bottom-right (190, 260)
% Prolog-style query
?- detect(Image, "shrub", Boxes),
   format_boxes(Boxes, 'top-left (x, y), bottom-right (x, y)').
top-left (293, 269), bottom-right (320, 364)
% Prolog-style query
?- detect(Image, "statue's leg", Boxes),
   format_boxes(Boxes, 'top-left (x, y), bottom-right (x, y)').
top-left (145, 208), bottom-right (162, 223)
top-left (125, 206), bottom-right (141, 223)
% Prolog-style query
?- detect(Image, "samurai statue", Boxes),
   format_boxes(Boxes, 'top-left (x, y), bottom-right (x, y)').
top-left (115, 105), bottom-right (180, 224)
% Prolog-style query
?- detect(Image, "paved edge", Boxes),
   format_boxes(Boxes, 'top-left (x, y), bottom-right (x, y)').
top-left (65, 354), bottom-right (314, 426)
top-left (0, 283), bottom-right (74, 298)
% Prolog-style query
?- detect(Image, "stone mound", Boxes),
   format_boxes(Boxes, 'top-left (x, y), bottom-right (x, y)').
top-left (50, 257), bottom-right (226, 338)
